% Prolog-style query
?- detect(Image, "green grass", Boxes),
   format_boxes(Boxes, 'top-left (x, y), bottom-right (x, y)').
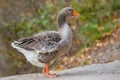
top-left (80, 22), bottom-right (115, 46)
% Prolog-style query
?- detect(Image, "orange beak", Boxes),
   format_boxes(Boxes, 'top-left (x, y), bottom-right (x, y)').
top-left (72, 10), bottom-right (80, 16)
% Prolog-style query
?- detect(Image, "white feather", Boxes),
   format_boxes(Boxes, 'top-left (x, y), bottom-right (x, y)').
top-left (11, 42), bottom-right (45, 67)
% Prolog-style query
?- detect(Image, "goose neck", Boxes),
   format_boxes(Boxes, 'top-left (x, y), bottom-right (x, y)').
top-left (57, 13), bottom-right (72, 41)
top-left (57, 13), bottom-right (66, 28)
top-left (59, 23), bottom-right (72, 41)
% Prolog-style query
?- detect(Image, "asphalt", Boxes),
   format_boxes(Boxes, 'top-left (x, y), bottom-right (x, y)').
top-left (0, 61), bottom-right (120, 80)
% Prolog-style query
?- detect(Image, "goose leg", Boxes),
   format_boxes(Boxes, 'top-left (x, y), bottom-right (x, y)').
top-left (42, 64), bottom-right (58, 77)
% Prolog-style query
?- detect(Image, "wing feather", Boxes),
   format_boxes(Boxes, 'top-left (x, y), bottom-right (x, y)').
top-left (14, 31), bottom-right (61, 53)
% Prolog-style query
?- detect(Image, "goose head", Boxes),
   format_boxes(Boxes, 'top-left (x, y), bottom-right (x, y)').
top-left (57, 7), bottom-right (79, 27)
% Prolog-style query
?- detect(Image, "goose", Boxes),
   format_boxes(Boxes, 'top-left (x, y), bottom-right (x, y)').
top-left (11, 7), bottom-right (79, 77)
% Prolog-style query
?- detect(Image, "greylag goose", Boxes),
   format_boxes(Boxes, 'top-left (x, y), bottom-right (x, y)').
top-left (11, 7), bottom-right (79, 77)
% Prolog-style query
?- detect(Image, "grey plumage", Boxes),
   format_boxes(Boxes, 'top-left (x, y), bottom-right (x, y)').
top-left (15, 31), bottom-right (61, 53)
top-left (11, 7), bottom-right (73, 67)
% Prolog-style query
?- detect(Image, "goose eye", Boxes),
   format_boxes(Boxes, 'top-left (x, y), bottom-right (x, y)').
top-left (68, 9), bottom-right (72, 11)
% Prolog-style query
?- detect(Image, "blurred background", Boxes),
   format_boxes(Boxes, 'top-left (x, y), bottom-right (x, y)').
top-left (0, 0), bottom-right (120, 77)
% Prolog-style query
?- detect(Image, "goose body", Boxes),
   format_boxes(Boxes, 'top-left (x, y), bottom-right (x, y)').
top-left (11, 7), bottom-right (79, 77)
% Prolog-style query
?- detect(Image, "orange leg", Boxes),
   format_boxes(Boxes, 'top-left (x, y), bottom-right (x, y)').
top-left (42, 64), bottom-right (58, 77)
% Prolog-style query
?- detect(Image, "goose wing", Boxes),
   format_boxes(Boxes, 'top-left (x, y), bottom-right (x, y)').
top-left (13, 31), bottom-right (61, 53)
